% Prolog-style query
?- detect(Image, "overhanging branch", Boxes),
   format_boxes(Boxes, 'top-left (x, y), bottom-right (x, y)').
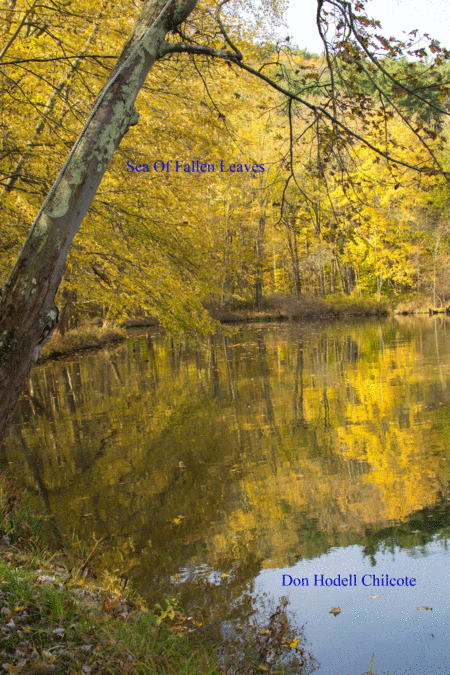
top-left (160, 39), bottom-right (448, 177)
top-left (159, 41), bottom-right (239, 61)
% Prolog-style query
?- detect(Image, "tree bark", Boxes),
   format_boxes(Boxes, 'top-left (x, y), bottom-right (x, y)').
top-left (255, 216), bottom-right (265, 311)
top-left (286, 216), bottom-right (301, 296)
top-left (0, 0), bottom-right (199, 446)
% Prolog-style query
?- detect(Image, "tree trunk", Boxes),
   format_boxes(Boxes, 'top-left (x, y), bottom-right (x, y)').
top-left (286, 216), bottom-right (301, 296)
top-left (334, 255), bottom-right (345, 294)
top-left (330, 260), bottom-right (335, 293)
top-left (344, 263), bottom-right (356, 295)
top-left (377, 273), bottom-right (382, 302)
top-left (0, 0), bottom-right (199, 446)
top-left (222, 228), bottom-right (233, 304)
top-left (255, 216), bottom-right (265, 310)
top-left (312, 203), bottom-right (325, 297)
top-left (316, 231), bottom-right (325, 297)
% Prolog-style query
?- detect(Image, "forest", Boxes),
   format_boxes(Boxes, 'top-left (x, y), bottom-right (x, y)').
top-left (1, 0), bottom-right (450, 340)
top-left (3, 2), bottom-right (450, 672)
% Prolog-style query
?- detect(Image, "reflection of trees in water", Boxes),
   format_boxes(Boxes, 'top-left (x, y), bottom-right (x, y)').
top-left (219, 595), bottom-right (319, 675)
top-left (9, 420), bottom-right (64, 548)
top-left (157, 552), bottom-right (318, 674)
top-left (4, 322), bottom-right (450, 661)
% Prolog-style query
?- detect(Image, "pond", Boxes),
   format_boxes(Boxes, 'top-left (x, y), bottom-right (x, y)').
top-left (3, 317), bottom-right (450, 674)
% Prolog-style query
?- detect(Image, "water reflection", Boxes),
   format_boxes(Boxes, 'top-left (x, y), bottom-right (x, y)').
top-left (3, 317), bottom-right (450, 673)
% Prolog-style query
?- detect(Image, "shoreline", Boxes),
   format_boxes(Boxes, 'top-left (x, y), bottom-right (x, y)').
top-left (0, 472), bottom-right (222, 675)
top-left (37, 296), bottom-right (446, 363)
top-left (0, 473), bottom-right (320, 674)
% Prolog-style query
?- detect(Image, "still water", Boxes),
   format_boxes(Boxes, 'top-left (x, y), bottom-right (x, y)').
top-left (3, 317), bottom-right (450, 674)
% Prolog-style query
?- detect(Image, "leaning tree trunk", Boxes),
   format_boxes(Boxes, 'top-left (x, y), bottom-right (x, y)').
top-left (0, 0), bottom-right (199, 446)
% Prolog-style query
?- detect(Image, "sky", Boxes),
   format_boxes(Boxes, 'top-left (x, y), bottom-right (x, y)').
top-left (285, 0), bottom-right (450, 54)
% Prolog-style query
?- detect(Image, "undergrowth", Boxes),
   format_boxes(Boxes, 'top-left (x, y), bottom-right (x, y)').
top-left (39, 321), bottom-right (126, 361)
top-left (0, 473), bottom-right (220, 674)
top-left (0, 475), bottom-right (385, 675)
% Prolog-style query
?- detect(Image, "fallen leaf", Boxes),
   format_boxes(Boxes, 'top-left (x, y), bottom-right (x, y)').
top-left (5, 665), bottom-right (21, 674)
top-left (29, 665), bottom-right (56, 675)
top-left (102, 595), bottom-right (118, 614)
top-left (368, 595), bottom-right (378, 599)
top-left (417, 606), bottom-right (433, 611)
top-left (329, 606), bottom-right (341, 616)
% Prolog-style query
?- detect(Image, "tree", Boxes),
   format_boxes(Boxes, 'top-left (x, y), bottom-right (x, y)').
top-left (0, 0), bottom-right (202, 444)
top-left (1, 0), bottom-right (450, 448)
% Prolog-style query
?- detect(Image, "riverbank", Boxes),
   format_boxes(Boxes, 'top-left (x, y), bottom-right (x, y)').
top-left (0, 472), bottom-right (222, 675)
top-left (209, 292), bottom-right (449, 322)
top-left (207, 294), bottom-right (391, 323)
top-left (0, 479), bottom-right (391, 675)
top-left (38, 294), bottom-right (439, 363)
top-left (39, 322), bottom-right (128, 362)
top-left (0, 473), bottom-right (326, 674)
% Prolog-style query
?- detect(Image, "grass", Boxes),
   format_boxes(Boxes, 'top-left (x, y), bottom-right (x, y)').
top-left (0, 473), bottom-right (222, 674)
top-left (209, 291), bottom-right (450, 323)
top-left (0, 558), bottom-right (221, 674)
top-left (207, 293), bottom-right (390, 323)
top-left (281, 293), bottom-right (390, 318)
top-left (0, 474), bottom-right (320, 674)
top-left (392, 293), bottom-right (435, 315)
top-left (39, 321), bottom-right (127, 361)
top-left (36, 293), bottom-right (442, 365)
top-left (0, 479), bottom-right (392, 675)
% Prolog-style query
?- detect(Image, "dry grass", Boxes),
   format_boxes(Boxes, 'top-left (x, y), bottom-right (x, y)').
top-left (393, 294), bottom-right (432, 315)
top-left (275, 294), bottom-right (389, 318)
top-left (207, 294), bottom-right (390, 323)
top-left (39, 321), bottom-right (127, 361)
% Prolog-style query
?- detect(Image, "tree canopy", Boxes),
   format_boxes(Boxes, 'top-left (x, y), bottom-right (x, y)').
top-left (1, 0), bottom-right (450, 443)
